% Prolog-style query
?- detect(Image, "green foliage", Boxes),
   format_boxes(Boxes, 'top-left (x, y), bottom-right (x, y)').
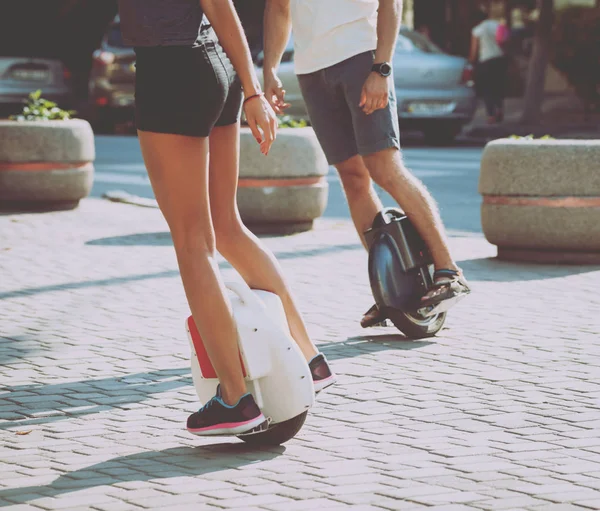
top-left (508, 134), bottom-right (555, 140)
top-left (277, 115), bottom-right (309, 128)
top-left (551, 7), bottom-right (600, 110)
top-left (9, 90), bottom-right (76, 121)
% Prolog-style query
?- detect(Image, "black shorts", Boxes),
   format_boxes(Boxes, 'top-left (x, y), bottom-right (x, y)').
top-left (134, 25), bottom-right (242, 137)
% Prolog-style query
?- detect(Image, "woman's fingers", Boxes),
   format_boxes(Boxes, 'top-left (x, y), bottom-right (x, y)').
top-left (246, 116), bottom-right (263, 145)
top-left (244, 96), bottom-right (278, 155)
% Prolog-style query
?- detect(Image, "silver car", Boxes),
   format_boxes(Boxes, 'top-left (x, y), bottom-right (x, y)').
top-left (0, 56), bottom-right (73, 116)
top-left (88, 16), bottom-right (136, 133)
top-left (257, 28), bottom-right (477, 145)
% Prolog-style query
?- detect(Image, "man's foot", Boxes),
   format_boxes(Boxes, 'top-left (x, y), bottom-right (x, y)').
top-left (309, 353), bottom-right (337, 393)
top-left (187, 393), bottom-right (268, 436)
top-left (361, 304), bottom-right (388, 328)
top-left (419, 269), bottom-right (471, 314)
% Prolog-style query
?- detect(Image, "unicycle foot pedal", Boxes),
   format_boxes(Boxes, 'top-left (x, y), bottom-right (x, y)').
top-left (237, 417), bottom-right (271, 437)
top-left (417, 292), bottom-right (469, 318)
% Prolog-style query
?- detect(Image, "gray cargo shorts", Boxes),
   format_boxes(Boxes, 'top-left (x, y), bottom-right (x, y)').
top-left (297, 51), bottom-right (400, 166)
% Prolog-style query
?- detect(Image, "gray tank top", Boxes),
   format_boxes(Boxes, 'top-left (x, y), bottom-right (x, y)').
top-left (118, 0), bottom-right (206, 47)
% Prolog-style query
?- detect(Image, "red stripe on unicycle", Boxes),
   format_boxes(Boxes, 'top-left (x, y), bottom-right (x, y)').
top-left (187, 316), bottom-right (247, 379)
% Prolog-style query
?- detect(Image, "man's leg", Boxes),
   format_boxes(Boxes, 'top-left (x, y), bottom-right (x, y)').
top-left (335, 155), bottom-right (383, 249)
top-left (339, 51), bottom-right (469, 307)
top-left (361, 148), bottom-right (456, 272)
top-left (297, 64), bottom-right (388, 325)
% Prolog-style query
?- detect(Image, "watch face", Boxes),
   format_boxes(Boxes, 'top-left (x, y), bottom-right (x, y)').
top-left (380, 63), bottom-right (392, 77)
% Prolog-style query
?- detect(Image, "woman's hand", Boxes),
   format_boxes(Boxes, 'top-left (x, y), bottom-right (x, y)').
top-left (243, 94), bottom-right (278, 156)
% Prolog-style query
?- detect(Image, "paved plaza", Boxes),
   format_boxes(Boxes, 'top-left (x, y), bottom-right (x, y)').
top-left (1, 138), bottom-right (600, 511)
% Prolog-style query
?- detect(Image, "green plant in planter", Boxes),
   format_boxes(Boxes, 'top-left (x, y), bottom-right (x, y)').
top-left (277, 115), bottom-right (309, 128)
top-left (508, 134), bottom-right (554, 140)
top-left (9, 90), bottom-right (76, 121)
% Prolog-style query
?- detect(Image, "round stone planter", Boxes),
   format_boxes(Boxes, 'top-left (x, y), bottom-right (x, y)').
top-left (238, 127), bottom-right (328, 234)
top-left (0, 119), bottom-right (95, 211)
top-left (479, 139), bottom-right (600, 264)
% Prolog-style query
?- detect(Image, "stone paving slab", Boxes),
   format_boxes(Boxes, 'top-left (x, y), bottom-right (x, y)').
top-left (1, 198), bottom-right (600, 510)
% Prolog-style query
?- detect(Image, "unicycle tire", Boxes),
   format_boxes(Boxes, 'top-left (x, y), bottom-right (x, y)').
top-left (238, 411), bottom-right (308, 446)
top-left (386, 308), bottom-right (446, 339)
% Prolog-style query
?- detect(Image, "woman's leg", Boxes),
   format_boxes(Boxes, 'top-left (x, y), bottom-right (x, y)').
top-left (479, 60), bottom-right (497, 122)
top-left (207, 122), bottom-right (319, 362)
top-left (137, 130), bottom-right (246, 406)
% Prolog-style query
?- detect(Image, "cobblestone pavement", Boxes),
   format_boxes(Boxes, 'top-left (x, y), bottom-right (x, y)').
top-left (1, 196), bottom-right (600, 511)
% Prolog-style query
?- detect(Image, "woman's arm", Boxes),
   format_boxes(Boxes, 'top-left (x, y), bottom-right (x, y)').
top-left (199, 0), bottom-right (277, 155)
top-left (200, 0), bottom-right (261, 98)
top-left (469, 35), bottom-right (479, 64)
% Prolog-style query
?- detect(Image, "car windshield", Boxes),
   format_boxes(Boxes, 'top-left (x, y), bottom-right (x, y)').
top-left (396, 30), bottom-right (444, 54)
top-left (107, 24), bottom-right (130, 48)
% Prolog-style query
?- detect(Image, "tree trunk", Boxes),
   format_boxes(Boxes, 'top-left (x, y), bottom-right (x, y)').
top-left (520, 0), bottom-right (554, 125)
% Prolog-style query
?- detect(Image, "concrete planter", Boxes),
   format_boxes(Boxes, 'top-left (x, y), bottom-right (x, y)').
top-left (238, 127), bottom-right (328, 234)
top-left (479, 139), bottom-right (600, 264)
top-left (0, 119), bottom-right (95, 210)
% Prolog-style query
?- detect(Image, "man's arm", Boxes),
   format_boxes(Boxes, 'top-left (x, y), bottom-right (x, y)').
top-left (374, 0), bottom-right (402, 64)
top-left (263, 0), bottom-right (292, 113)
top-left (360, 0), bottom-right (402, 115)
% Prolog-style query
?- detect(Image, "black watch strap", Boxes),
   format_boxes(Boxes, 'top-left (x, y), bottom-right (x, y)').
top-left (372, 62), bottom-right (392, 77)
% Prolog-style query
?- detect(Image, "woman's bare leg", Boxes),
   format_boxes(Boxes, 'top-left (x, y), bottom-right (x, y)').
top-left (137, 130), bottom-right (246, 405)
top-left (208, 122), bottom-right (318, 361)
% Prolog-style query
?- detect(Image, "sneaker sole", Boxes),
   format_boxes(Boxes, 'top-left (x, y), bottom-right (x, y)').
top-left (314, 374), bottom-right (337, 394)
top-left (187, 414), bottom-right (269, 437)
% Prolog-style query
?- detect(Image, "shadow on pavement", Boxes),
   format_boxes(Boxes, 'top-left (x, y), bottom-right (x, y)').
top-left (0, 443), bottom-right (284, 508)
top-left (0, 368), bottom-right (191, 430)
top-left (319, 334), bottom-right (435, 362)
top-left (458, 256), bottom-right (600, 283)
top-left (86, 231), bottom-right (363, 257)
top-left (0, 335), bottom-right (40, 365)
top-left (1, 241), bottom-right (361, 300)
top-left (0, 270), bottom-right (181, 300)
top-left (1, 333), bottom-right (432, 429)
top-left (87, 231), bottom-right (174, 246)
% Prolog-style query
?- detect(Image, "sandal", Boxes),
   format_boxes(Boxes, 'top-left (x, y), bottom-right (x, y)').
top-left (361, 303), bottom-right (388, 328)
top-left (420, 269), bottom-right (471, 312)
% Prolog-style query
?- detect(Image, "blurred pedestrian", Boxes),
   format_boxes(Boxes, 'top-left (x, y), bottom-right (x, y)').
top-left (469, 4), bottom-right (508, 123)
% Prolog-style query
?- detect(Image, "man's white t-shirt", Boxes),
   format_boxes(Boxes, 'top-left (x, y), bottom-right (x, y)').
top-left (472, 19), bottom-right (504, 63)
top-left (290, 0), bottom-right (378, 75)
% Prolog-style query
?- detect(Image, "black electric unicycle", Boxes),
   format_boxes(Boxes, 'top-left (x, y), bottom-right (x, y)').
top-left (364, 208), bottom-right (446, 338)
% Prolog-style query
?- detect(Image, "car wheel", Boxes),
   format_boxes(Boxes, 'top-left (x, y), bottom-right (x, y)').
top-left (423, 124), bottom-right (462, 146)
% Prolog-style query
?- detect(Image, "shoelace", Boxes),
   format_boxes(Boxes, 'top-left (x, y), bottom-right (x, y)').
top-left (197, 396), bottom-right (218, 414)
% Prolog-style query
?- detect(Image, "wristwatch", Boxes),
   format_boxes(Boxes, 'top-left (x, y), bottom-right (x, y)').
top-left (372, 62), bottom-right (392, 77)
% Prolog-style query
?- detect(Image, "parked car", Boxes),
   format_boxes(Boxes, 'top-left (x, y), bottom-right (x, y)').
top-left (88, 16), bottom-right (135, 133)
top-left (257, 28), bottom-right (477, 145)
top-left (0, 56), bottom-right (74, 117)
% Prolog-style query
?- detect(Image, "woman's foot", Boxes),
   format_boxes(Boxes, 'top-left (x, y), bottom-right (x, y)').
top-left (309, 353), bottom-right (337, 393)
top-left (420, 268), bottom-right (471, 313)
top-left (187, 393), bottom-right (268, 436)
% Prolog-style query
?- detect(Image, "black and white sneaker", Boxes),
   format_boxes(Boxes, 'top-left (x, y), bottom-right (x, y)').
top-left (309, 353), bottom-right (337, 393)
top-left (187, 393), bottom-right (268, 436)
